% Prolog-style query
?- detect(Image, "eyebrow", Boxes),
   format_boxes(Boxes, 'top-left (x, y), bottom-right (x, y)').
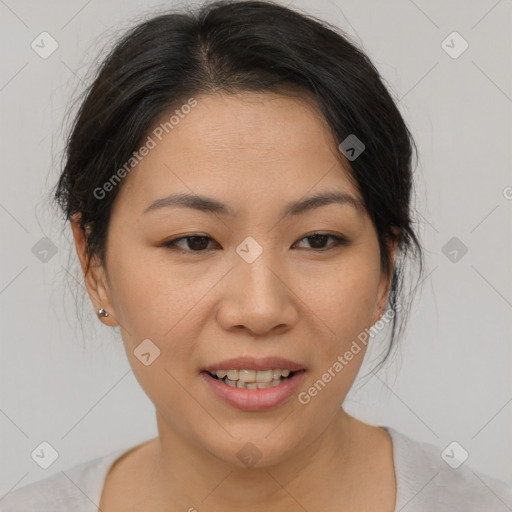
top-left (142, 191), bottom-right (365, 218)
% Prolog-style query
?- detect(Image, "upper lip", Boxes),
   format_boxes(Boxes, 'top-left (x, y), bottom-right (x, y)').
top-left (202, 356), bottom-right (305, 373)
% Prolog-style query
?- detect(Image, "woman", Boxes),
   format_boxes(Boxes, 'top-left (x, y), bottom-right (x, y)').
top-left (2, 1), bottom-right (511, 511)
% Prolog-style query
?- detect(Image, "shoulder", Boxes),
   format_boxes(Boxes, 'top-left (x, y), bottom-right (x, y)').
top-left (383, 426), bottom-right (512, 512)
top-left (0, 448), bottom-right (128, 512)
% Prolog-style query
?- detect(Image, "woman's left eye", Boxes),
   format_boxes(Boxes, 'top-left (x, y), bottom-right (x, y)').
top-left (293, 233), bottom-right (351, 250)
top-left (162, 233), bottom-right (350, 253)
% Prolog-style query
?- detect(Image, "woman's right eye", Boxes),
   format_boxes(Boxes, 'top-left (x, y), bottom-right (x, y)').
top-left (162, 235), bottom-right (218, 253)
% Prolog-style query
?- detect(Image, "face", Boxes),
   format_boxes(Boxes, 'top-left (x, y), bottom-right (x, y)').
top-left (73, 91), bottom-right (396, 468)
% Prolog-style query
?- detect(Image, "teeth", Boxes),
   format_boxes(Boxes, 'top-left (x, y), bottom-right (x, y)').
top-left (256, 381), bottom-right (273, 389)
top-left (210, 368), bottom-right (297, 388)
top-left (226, 369), bottom-right (238, 380)
top-left (256, 370), bottom-right (274, 382)
top-left (239, 369), bottom-right (256, 382)
top-left (213, 368), bottom-right (294, 382)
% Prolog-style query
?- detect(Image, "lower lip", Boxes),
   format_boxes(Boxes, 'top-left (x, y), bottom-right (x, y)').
top-left (200, 371), bottom-right (306, 411)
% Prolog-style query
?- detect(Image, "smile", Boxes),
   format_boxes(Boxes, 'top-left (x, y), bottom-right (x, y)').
top-left (207, 368), bottom-right (294, 389)
top-left (201, 369), bottom-right (306, 411)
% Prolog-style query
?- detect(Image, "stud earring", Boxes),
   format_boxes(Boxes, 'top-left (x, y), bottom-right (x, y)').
top-left (97, 308), bottom-right (109, 317)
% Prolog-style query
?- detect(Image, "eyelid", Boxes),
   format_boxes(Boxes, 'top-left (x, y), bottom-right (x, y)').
top-left (162, 234), bottom-right (217, 253)
top-left (161, 232), bottom-right (351, 253)
top-left (293, 232), bottom-right (351, 249)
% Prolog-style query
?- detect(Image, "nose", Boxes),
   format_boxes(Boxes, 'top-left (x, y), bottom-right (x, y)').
top-left (216, 249), bottom-right (299, 336)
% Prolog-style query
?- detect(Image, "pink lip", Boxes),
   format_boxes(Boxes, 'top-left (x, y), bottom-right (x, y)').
top-left (201, 370), bottom-right (306, 411)
top-left (202, 356), bottom-right (304, 373)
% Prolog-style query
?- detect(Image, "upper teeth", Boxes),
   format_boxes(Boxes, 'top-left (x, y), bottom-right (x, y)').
top-left (213, 369), bottom-right (291, 382)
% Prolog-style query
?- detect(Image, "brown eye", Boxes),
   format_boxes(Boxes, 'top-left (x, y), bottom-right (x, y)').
top-left (293, 233), bottom-right (351, 251)
top-left (162, 232), bottom-right (350, 254)
top-left (163, 235), bottom-right (217, 252)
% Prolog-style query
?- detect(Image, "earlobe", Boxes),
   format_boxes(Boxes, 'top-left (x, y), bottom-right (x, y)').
top-left (70, 213), bottom-right (118, 326)
top-left (85, 262), bottom-right (118, 326)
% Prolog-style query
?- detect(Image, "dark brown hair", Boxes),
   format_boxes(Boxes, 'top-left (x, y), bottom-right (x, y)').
top-left (54, 0), bottom-right (424, 368)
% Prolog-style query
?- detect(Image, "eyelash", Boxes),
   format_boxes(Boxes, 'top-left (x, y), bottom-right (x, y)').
top-left (161, 232), bottom-right (351, 254)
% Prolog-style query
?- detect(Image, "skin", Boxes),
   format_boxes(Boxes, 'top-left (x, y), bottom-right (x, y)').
top-left (71, 91), bottom-right (399, 511)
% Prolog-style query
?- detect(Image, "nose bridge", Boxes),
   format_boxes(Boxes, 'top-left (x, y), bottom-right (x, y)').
top-left (234, 235), bottom-right (284, 306)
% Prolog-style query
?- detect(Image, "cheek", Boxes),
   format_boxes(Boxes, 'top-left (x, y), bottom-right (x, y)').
top-left (105, 246), bottom-right (204, 417)
top-left (106, 242), bottom-right (210, 342)
top-left (294, 253), bottom-right (381, 398)
top-left (297, 256), bottom-right (381, 347)
top-left (294, 267), bottom-right (378, 414)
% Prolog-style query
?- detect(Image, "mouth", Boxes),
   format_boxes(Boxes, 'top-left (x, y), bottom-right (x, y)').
top-left (204, 368), bottom-right (301, 390)
top-left (200, 356), bottom-right (306, 410)
top-left (200, 360), bottom-right (306, 411)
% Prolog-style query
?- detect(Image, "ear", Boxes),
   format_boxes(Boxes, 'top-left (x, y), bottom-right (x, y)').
top-left (70, 213), bottom-right (118, 327)
top-left (371, 228), bottom-right (400, 326)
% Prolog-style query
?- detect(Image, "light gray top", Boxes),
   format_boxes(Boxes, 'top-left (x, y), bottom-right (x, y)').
top-left (1, 427), bottom-right (511, 511)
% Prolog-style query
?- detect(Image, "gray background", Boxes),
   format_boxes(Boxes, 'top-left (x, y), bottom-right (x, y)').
top-left (1, 0), bottom-right (511, 496)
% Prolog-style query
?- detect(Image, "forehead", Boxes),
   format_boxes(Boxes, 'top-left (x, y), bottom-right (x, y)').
top-left (113, 91), bottom-right (363, 217)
